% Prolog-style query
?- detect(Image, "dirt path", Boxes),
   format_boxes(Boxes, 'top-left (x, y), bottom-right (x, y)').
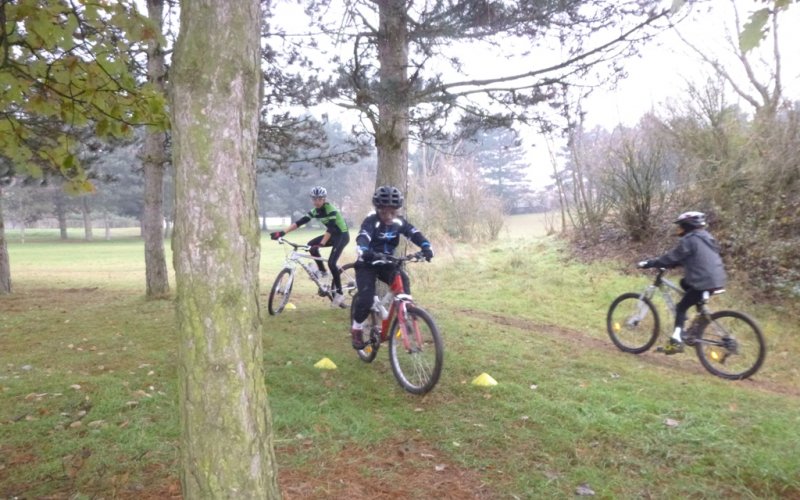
top-left (456, 306), bottom-right (800, 398)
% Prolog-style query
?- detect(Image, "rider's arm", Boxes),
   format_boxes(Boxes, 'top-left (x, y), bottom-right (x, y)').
top-left (355, 214), bottom-right (377, 259)
top-left (650, 237), bottom-right (692, 269)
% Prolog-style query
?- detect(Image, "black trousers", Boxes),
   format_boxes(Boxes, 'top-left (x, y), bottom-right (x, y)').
top-left (352, 261), bottom-right (410, 324)
top-left (675, 278), bottom-right (704, 331)
top-left (308, 232), bottom-right (350, 294)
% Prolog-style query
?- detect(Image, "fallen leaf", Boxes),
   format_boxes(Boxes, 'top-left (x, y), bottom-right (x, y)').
top-left (435, 464), bottom-right (446, 472)
top-left (575, 483), bottom-right (595, 496)
top-left (664, 418), bottom-right (680, 428)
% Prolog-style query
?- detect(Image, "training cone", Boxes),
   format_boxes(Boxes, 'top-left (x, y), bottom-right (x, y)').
top-left (285, 303), bottom-right (296, 310)
top-left (471, 372), bottom-right (498, 387)
top-left (314, 357), bottom-right (337, 370)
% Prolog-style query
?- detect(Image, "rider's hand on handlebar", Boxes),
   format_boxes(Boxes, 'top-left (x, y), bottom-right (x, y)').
top-left (360, 249), bottom-right (375, 262)
top-left (270, 231), bottom-right (285, 241)
top-left (421, 247), bottom-right (433, 262)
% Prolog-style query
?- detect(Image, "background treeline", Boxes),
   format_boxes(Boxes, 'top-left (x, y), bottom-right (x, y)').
top-left (549, 80), bottom-right (799, 299)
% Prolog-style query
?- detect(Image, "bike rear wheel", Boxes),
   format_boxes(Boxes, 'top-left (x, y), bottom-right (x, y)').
top-left (694, 310), bottom-right (766, 380)
top-left (606, 293), bottom-right (660, 353)
top-left (268, 268), bottom-right (294, 315)
top-left (349, 291), bottom-right (379, 363)
top-left (388, 304), bottom-right (443, 395)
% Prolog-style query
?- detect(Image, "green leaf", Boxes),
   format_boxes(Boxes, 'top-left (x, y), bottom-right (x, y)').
top-left (739, 8), bottom-right (770, 52)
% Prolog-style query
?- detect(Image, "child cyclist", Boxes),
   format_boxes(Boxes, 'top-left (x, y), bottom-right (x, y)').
top-left (350, 185), bottom-right (434, 349)
top-left (270, 186), bottom-right (351, 308)
top-left (638, 211), bottom-right (727, 354)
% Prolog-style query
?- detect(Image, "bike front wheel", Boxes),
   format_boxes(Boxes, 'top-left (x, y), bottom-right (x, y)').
top-left (695, 310), bottom-right (766, 380)
top-left (388, 304), bottom-right (443, 395)
top-left (339, 263), bottom-right (357, 297)
top-left (268, 268), bottom-right (294, 315)
top-left (606, 293), bottom-right (660, 353)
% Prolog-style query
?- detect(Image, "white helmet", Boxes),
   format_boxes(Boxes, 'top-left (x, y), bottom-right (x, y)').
top-left (310, 186), bottom-right (327, 198)
top-left (674, 211), bottom-right (706, 229)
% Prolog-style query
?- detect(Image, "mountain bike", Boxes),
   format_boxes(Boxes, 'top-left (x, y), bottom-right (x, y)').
top-left (267, 238), bottom-right (356, 315)
top-left (349, 252), bottom-right (444, 395)
top-left (606, 267), bottom-right (766, 380)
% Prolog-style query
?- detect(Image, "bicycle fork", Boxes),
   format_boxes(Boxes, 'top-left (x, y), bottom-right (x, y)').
top-left (629, 287), bottom-right (656, 326)
top-left (395, 298), bottom-right (423, 354)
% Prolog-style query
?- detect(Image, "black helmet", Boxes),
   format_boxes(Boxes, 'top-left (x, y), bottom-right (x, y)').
top-left (674, 211), bottom-right (706, 229)
top-left (310, 186), bottom-right (327, 198)
top-left (372, 185), bottom-right (403, 208)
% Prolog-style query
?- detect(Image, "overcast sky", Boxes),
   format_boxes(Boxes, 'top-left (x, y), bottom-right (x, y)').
top-left (518, 1), bottom-right (800, 187)
top-left (270, 1), bottom-right (799, 188)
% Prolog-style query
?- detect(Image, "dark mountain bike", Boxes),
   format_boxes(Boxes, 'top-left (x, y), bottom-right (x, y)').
top-left (607, 267), bottom-right (766, 380)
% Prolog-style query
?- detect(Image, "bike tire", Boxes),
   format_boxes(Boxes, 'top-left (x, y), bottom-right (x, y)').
top-left (267, 268), bottom-right (294, 315)
top-left (694, 310), bottom-right (766, 380)
top-left (349, 291), bottom-right (379, 363)
top-left (388, 304), bottom-right (443, 395)
top-left (339, 263), bottom-right (358, 297)
top-left (606, 293), bottom-right (660, 353)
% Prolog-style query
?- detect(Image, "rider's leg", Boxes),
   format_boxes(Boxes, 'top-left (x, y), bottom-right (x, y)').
top-left (328, 233), bottom-right (349, 295)
top-left (353, 264), bottom-right (378, 325)
top-left (674, 287), bottom-right (704, 341)
top-left (351, 264), bottom-right (378, 348)
top-left (307, 234), bottom-right (326, 273)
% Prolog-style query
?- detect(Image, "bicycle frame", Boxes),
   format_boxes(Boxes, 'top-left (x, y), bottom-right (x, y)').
top-left (638, 269), bottom-right (722, 343)
top-left (376, 272), bottom-right (419, 352)
top-left (277, 238), bottom-right (333, 292)
top-left (638, 270), bottom-right (682, 318)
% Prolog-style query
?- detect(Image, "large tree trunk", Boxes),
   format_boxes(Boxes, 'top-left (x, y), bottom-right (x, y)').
top-left (142, 0), bottom-right (170, 298)
top-left (0, 186), bottom-right (11, 294)
top-left (375, 0), bottom-right (409, 191)
top-left (171, 1), bottom-right (280, 497)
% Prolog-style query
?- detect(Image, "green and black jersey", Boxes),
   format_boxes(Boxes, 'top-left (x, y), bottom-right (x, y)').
top-left (294, 202), bottom-right (348, 236)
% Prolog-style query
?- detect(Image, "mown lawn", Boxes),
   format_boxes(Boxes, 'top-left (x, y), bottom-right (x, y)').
top-left (1, 220), bottom-right (798, 498)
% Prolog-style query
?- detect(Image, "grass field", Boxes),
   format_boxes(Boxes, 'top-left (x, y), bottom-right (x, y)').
top-left (1, 218), bottom-right (799, 498)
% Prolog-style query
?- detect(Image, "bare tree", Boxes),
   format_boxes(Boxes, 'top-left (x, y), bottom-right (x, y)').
top-left (171, 1), bottom-right (280, 496)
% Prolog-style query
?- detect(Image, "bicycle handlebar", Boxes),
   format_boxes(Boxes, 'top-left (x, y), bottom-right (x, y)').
top-left (370, 251), bottom-right (427, 265)
top-left (275, 237), bottom-right (310, 251)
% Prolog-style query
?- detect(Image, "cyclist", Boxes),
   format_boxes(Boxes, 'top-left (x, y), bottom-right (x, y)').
top-left (638, 211), bottom-right (727, 354)
top-left (350, 185), bottom-right (434, 349)
top-left (270, 186), bottom-right (351, 308)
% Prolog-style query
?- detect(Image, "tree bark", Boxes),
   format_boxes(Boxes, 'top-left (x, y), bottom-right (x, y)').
top-left (142, 0), bottom-right (170, 298)
top-left (55, 190), bottom-right (68, 239)
top-left (0, 186), bottom-right (11, 294)
top-left (375, 0), bottom-right (410, 191)
top-left (171, 1), bottom-right (280, 497)
top-left (81, 196), bottom-right (93, 241)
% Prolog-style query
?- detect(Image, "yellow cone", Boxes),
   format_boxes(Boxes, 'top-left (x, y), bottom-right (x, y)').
top-left (285, 303), bottom-right (296, 310)
top-left (471, 372), bottom-right (497, 387)
top-left (314, 357), bottom-right (337, 370)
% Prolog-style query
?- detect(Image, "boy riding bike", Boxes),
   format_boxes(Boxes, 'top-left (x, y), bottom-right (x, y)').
top-left (270, 186), bottom-right (351, 307)
top-left (350, 185), bottom-right (434, 349)
top-left (638, 211), bottom-right (727, 354)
